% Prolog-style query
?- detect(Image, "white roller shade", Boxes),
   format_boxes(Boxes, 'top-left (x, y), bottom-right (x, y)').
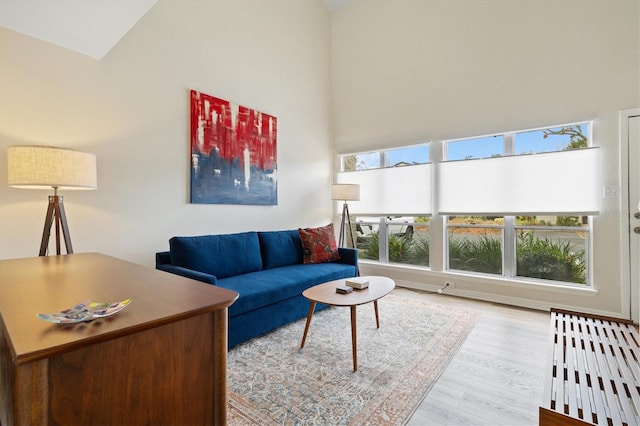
top-left (337, 164), bottom-right (432, 215)
top-left (438, 147), bottom-right (600, 215)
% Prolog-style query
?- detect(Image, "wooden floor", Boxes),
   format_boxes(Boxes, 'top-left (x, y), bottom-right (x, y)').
top-left (393, 287), bottom-right (549, 426)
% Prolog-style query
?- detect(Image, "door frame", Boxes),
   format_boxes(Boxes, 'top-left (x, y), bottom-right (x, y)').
top-left (620, 108), bottom-right (640, 322)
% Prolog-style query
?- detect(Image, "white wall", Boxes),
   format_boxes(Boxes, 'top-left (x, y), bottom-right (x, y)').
top-left (1, 0), bottom-right (638, 317)
top-left (331, 0), bottom-right (640, 317)
top-left (332, 0), bottom-right (639, 149)
top-left (0, 0), bottom-right (333, 267)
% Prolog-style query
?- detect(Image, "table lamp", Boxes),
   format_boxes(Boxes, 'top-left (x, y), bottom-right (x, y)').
top-left (7, 145), bottom-right (97, 256)
top-left (331, 183), bottom-right (360, 248)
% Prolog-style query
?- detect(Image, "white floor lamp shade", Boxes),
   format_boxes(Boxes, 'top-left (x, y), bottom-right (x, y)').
top-left (7, 145), bottom-right (97, 256)
top-left (332, 184), bottom-right (360, 248)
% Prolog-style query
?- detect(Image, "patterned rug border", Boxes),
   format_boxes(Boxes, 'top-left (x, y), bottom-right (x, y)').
top-left (227, 293), bottom-right (480, 426)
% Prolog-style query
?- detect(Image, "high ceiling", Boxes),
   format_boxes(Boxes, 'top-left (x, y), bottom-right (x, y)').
top-left (0, 0), bottom-right (156, 59)
top-left (0, 0), bottom-right (353, 60)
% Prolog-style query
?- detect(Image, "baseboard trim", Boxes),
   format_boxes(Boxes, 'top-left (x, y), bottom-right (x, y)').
top-left (395, 279), bottom-right (626, 319)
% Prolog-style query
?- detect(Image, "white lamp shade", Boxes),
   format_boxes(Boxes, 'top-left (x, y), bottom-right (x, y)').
top-left (7, 145), bottom-right (97, 190)
top-left (332, 183), bottom-right (360, 201)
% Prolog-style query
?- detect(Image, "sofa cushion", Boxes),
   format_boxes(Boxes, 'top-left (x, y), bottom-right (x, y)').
top-left (298, 224), bottom-right (340, 264)
top-left (258, 230), bottom-right (303, 269)
top-left (169, 232), bottom-right (262, 278)
top-left (217, 262), bottom-right (356, 316)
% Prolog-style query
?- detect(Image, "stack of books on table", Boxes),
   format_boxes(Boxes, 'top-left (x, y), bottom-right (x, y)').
top-left (345, 277), bottom-right (369, 290)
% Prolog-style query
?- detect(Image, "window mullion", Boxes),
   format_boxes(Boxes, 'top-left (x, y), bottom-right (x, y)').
top-left (502, 130), bottom-right (514, 278)
top-left (379, 217), bottom-right (389, 262)
top-left (504, 132), bottom-right (515, 155)
top-left (503, 216), bottom-right (516, 277)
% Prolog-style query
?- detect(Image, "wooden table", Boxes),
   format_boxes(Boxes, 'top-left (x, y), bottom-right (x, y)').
top-left (0, 253), bottom-right (238, 425)
top-left (300, 276), bottom-right (395, 371)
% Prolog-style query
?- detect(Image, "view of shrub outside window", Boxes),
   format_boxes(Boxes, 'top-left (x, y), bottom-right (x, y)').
top-left (447, 216), bottom-right (504, 275)
top-left (447, 215), bottom-right (589, 284)
top-left (340, 122), bottom-right (592, 286)
top-left (515, 219), bottom-right (588, 284)
top-left (356, 216), bottom-right (430, 267)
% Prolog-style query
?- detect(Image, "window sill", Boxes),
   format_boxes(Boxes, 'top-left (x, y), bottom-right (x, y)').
top-left (359, 260), bottom-right (599, 297)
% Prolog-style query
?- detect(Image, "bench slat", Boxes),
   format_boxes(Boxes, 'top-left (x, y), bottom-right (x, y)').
top-left (576, 315), bottom-right (608, 424)
top-left (571, 314), bottom-right (595, 422)
top-left (566, 315), bottom-right (579, 419)
top-left (557, 314), bottom-right (567, 415)
top-left (588, 318), bottom-right (625, 425)
top-left (544, 315), bottom-right (558, 411)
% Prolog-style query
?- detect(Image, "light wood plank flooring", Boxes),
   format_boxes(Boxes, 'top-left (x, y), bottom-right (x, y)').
top-left (393, 287), bottom-right (549, 426)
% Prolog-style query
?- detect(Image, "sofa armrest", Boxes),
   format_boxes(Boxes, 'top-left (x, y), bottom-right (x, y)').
top-left (156, 264), bottom-right (218, 285)
top-left (156, 251), bottom-right (172, 267)
top-left (337, 247), bottom-right (358, 268)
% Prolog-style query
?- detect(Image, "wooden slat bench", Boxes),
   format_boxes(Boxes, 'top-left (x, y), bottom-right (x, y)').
top-left (540, 308), bottom-right (640, 425)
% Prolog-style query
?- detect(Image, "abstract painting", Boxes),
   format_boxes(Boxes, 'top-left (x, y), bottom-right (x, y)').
top-left (190, 90), bottom-right (277, 205)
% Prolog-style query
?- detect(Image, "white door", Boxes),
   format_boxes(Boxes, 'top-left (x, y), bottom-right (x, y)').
top-left (628, 113), bottom-right (640, 322)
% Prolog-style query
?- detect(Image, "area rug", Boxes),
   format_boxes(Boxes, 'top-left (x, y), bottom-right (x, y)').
top-left (226, 293), bottom-right (480, 426)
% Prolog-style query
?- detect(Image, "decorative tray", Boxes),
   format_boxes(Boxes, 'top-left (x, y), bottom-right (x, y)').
top-left (37, 299), bottom-right (132, 324)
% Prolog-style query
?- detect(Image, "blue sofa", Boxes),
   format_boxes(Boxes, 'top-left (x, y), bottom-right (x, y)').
top-left (155, 229), bottom-right (358, 348)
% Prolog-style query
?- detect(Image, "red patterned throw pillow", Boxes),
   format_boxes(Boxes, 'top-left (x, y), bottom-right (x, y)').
top-left (298, 224), bottom-right (340, 264)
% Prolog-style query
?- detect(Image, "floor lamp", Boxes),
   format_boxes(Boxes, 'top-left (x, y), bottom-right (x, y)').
top-left (7, 145), bottom-right (97, 256)
top-left (332, 184), bottom-right (360, 248)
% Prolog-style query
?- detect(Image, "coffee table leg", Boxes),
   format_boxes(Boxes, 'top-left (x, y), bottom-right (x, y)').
top-left (374, 300), bottom-right (380, 328)
top-left (350, 305), bottom-right (357, 371)
top-left (301, 301), bottom-right (316, 348)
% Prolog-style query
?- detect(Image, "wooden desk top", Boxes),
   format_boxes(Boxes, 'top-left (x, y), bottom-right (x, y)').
top-left (0, 253), bottom-right (238, 365)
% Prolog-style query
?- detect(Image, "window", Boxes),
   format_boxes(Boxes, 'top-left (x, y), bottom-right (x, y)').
top-left (355, 216), bottom-right (430, 267)
top-left (338, 121), bottom-right (596, 286)
top-left (445, 215), bottom-right (590, 284)
top-left (515, 216), bottom-right (588, 284)
top-left (442, 122), bottom-right (593, 285)
top-left (447, 216), bottom-right (503, 275)
top-left (515, 124), bottom-right (588, 155)
top-left (337, 144), bottom-right (431, 268)
top-left (337, 144), bottom-right (431, 216)
top-left (445, 135), bottom-right (504, 160)
top-left (386, 145), bottom-right (430, 166)
top-left (343, 151), bottom-right (380, 171)
top-left (342, 144), bottom-right (429, 171)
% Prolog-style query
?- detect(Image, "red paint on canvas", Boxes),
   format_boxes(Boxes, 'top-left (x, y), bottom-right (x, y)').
top-left (190, 90), bottom-right (277, 171)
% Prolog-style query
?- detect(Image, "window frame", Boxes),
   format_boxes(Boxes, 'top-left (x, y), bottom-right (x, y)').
top-left (444, 215), bottom-right (592, 286)
top-left (354, 216), bottom-right (430, 267)
top-left (338, 121), bottom-right (594, 287)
